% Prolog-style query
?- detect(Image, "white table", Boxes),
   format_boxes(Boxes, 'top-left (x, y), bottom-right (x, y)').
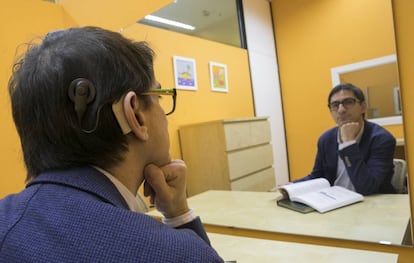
top-left (147, 190), bottom-right (411, 245)
top-left (208, 232), bottom-right (398, 263)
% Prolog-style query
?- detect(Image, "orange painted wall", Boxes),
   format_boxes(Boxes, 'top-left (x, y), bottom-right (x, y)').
top-left (0, 0), bottom-right (76, 197)
top-left (272, 0), bottom-right (403, 181)
top-left (0, 0), bottom-right (254, 197)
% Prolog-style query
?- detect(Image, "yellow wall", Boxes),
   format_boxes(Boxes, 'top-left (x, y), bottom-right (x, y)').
top-left (0, 0), bottom-right (254, 197)
top-left (272, 0), bottom-right (403, 181)
top-left (0, 0), bottom-right (77, 196)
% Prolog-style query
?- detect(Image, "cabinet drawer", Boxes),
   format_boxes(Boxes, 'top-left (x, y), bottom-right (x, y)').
top-left (227, 144), bottom-right (273, 180)
top-left (230, 167), bottom-right (275, 191)
top-left (224, 119), bottom-right (271, 151)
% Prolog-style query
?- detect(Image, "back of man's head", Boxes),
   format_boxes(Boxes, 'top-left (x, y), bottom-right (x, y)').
top-left (8, 26), bottom-right (155, 179)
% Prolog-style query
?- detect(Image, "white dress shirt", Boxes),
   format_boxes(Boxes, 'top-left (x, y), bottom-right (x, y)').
top-left (93, 166), bottom-right (195, 227)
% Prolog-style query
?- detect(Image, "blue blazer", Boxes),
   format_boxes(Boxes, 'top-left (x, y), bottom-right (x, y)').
top-left (0, 167), bottom-right (223, 262)
top-left (296, 121), bottom-right (396, 195)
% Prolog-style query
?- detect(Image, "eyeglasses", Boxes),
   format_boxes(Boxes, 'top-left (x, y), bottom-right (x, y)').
top-left (141, 88), bottom-right (177, 116)
top-left (328, 98), bottom-right (360, 111)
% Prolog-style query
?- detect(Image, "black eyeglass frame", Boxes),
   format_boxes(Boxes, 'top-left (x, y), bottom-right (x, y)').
top-left (328, 98), bottom-right (360, 112)
top-left (140, 88), bottom-right (177, 115)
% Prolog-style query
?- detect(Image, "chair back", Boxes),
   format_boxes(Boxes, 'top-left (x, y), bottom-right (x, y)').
top-left (392, 158), bottom-right (407, 194)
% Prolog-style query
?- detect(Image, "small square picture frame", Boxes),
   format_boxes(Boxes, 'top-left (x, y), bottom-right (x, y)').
top-left (209, 61), bottom-right (228, 93)
top-left (173, 56), bottom-right (197, 91)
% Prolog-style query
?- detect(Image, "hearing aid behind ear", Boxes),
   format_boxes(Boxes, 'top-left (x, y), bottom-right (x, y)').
top-left (68, 78), bottom-right (96, 127)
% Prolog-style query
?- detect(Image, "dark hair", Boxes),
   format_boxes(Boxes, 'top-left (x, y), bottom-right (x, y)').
top-left (8, 26), bottom-right (155, 179)
top-left (328, 83), bottom-right (365, 104)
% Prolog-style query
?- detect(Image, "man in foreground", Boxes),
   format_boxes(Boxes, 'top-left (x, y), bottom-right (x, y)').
top-left (0, 26), bottom-right (223, 262)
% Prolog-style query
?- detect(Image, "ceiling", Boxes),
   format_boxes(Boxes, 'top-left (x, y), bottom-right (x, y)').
top-left (45, 0), bottom-right (243, 47)
top-left (138, 0), bottom-right (242, 47)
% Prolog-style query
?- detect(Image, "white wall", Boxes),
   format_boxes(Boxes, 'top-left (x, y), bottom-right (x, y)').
top-left (242, 0), bottom-right (289, 185)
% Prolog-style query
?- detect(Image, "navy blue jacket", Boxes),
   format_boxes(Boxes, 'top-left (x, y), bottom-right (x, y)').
top-left (0, 167), bottom-right (223, 262)
top-left (296, 121), bottom-right (396, 195)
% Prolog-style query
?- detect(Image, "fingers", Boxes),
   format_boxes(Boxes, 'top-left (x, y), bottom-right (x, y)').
top-left (143, 160), bottom-right (189, 217)
top-left (341, 122), bottom-right (359, 128)
top-left (143, 164), bottom-right (169, 205)
top-left (340, 122), bottom-right (360, 142)
top-left (144, 160), bottom-right (185, 191)
top-left (144, 164), bottom-right (167, 192)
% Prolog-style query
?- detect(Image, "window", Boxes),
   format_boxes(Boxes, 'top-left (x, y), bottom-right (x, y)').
top-left (138, 0), bottom-right (246, 48)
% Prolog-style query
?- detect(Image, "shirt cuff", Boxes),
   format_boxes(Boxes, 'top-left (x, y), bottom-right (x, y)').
top-left (339, 140), bottom-right (357, 150)
top-left (162, 209), bottom-right (197, 228)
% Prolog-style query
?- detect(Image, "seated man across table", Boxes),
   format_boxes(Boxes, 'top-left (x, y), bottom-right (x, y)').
top-left (295, 83), bottom-right (396, 195)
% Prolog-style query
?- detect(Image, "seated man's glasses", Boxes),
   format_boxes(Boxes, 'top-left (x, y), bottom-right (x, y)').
top-left (328, 98), bottom-right (360, 112)
top-left (141, 88), bottom-right (177, 116)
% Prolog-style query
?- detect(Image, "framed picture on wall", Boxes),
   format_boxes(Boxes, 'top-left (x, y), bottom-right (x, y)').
top-left (173, 56), bottom-right (197, 90)
top-left (209, 61), bottom-right (228, 93)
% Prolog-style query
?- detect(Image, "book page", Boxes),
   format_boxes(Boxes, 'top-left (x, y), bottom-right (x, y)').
top-left (280, 178), bottom-right (330, 199)
top-left (292, 186), bottom-right (364, 213)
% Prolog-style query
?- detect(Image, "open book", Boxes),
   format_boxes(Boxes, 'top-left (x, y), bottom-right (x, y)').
top-left (277, 178), bottom-right (364, 213)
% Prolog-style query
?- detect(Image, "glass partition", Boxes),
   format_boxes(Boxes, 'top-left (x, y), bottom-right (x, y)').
top-left (137, 0), bottom-right (246, 48)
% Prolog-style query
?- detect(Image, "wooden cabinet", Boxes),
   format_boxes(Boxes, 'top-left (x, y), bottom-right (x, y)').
top-left (179, 117), bottom-right (276, 196)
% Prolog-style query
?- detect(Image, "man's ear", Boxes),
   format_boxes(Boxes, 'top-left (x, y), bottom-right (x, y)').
top-left (123, 91), bottom-right (149, 141)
